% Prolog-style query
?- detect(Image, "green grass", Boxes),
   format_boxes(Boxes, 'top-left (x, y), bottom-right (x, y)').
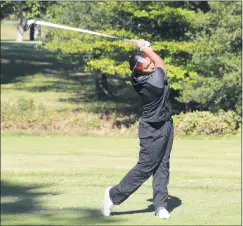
top-left (1, 23), bottom-right (30, 41)
top-left (1, 134), bottom-right (241, 225)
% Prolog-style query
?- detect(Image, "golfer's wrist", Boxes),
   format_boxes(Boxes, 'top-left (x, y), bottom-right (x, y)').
top-left (140, 46), bottom-right (152, 53)
top-left (139, 41), bottom-right (151, 51)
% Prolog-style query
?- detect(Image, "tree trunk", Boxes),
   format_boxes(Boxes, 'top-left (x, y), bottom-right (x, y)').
top-left (30, 24), bottom-right (41, 41)
top-left (16, 1), bottom-right (23, 42)
top-left (94, 73), bottom-right (112, 100)
top-left (30, 25), bottom-right (35, 41)
top-left (185, 103), bottom-right (192, 112)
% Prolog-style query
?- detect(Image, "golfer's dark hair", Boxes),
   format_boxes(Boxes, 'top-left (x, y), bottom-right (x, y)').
top-left (129, 51), bottom-right (144, 71)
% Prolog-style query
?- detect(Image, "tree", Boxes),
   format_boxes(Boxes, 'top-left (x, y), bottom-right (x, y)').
top-left (179, 2), bottom-right (242, 114)
top-left (16, 1), bottom-right (23, 41)
top-left (1, 0), bottom-right (55, 41)
top-left (0, 1), bottom-right (23, 41)
top-left (44, 2), bottom-right (199, 104)
top-left (42, 2), bottom-right (241, 115)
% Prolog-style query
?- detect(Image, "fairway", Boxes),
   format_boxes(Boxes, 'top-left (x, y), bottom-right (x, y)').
top-left (1, 134), bottom-right (241, 225)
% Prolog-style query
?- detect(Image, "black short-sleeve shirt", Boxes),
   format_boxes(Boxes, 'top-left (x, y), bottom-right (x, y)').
top-left (131, 67), bottom-right (172, 123)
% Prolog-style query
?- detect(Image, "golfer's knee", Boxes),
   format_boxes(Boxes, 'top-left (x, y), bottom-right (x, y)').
top-left (136, 162), bottom-right (157, 177)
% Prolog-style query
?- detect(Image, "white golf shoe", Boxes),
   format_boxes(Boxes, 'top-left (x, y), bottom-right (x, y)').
top-left (102, 187), bottom-right (114, 216)
top-left (155, 207), bottom-right (171, 219)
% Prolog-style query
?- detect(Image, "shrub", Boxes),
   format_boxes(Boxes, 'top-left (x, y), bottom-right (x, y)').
top-left (173, 110), bottom-right (240, 135)
top-left (1, 97), bottom-right (48, 130)
top-left (1, 97), bottom-right (108, 134)
top-left (1, 98), bottom-right (240, 136)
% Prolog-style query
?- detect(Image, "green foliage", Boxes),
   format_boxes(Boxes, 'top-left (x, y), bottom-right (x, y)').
top-left (43, 2), bottom-right (200, 101)
top-left (173, 110), bottom-right (240, 136)
top-left (180, 2), bottom-right (242, 114)
top-left (153, 41), bottom-right (196, 54)
top-left (1, 1), bottom-right (55, 19)
top-left (24, 1), bottom-right (242, 115)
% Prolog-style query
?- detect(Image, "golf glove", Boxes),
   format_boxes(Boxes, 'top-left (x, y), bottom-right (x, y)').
top-left (139, 40), bottom-right (151, 51)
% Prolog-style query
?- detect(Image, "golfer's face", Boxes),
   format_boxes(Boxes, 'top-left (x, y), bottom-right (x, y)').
top-left (142, 57), bottom-right (155, 72)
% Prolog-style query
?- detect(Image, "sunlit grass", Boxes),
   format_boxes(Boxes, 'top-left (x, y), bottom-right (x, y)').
top-left (1, 23), bottom-right (30, 41)
top-left (1, 134), bottom-right (241, 225)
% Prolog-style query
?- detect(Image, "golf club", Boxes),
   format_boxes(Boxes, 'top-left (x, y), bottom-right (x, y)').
top-left (24, 18), bottom-right (133, 42)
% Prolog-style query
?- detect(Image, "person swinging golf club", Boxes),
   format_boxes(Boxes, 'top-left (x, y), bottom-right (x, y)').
top-left (102, 39), bottom-right (174, 219)
top-left (23, 18), bottom-right (174, 219)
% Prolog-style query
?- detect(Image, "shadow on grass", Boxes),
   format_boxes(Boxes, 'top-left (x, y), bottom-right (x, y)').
top-left (1, 41), bottom-right (142, 119)
top-left (1, 180), bottom-right (124, 224)
top-left (1, 41), bottom-right (146, 132)
top-left (1, 180), bottom-right (59, 214)
top-left (53, 207), bottom-right (124, 224)
top-left (112, 204), bottom-right (154, 216)
top-left (147, 195), bottom-right (182, 212)
top-left (112, 195), bottom-right (182, 216)
top-left (59, 73), bottom-right (142, 116)
top-left (1, 42), bottom-right (72, 84)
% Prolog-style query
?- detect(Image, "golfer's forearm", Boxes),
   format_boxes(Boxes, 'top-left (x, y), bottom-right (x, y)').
top-left (142, 47), bottom-right (166, 72)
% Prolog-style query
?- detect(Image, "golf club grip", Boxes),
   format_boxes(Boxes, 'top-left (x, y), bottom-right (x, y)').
top-left (34, 20), bottom-right (131, 41)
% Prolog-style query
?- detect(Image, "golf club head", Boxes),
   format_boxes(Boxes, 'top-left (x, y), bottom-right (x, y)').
top-left (23, 18), bottom-right (36, 31)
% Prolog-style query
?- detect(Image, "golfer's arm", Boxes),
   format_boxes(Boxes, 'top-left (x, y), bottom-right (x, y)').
top-left (142, 47), bottom-right (166, 73)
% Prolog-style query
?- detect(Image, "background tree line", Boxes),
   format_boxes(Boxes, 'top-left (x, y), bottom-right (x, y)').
top-left (1, 1), bottom-right (242, 116)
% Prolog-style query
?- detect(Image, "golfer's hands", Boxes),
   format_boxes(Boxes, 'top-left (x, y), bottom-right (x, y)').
top-left (130, 39), bottom-right (151, 51)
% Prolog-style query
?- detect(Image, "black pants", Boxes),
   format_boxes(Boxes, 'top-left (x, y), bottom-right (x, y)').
top-left (110, 119), bottom-right (174, 210)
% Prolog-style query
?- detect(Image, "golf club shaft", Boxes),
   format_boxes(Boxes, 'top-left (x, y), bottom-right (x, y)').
top-left (33, 20), bottom-right (131, 42)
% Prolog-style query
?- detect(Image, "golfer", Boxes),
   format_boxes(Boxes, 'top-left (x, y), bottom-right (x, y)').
top-left (102, 39), bottom-right (174, 219)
